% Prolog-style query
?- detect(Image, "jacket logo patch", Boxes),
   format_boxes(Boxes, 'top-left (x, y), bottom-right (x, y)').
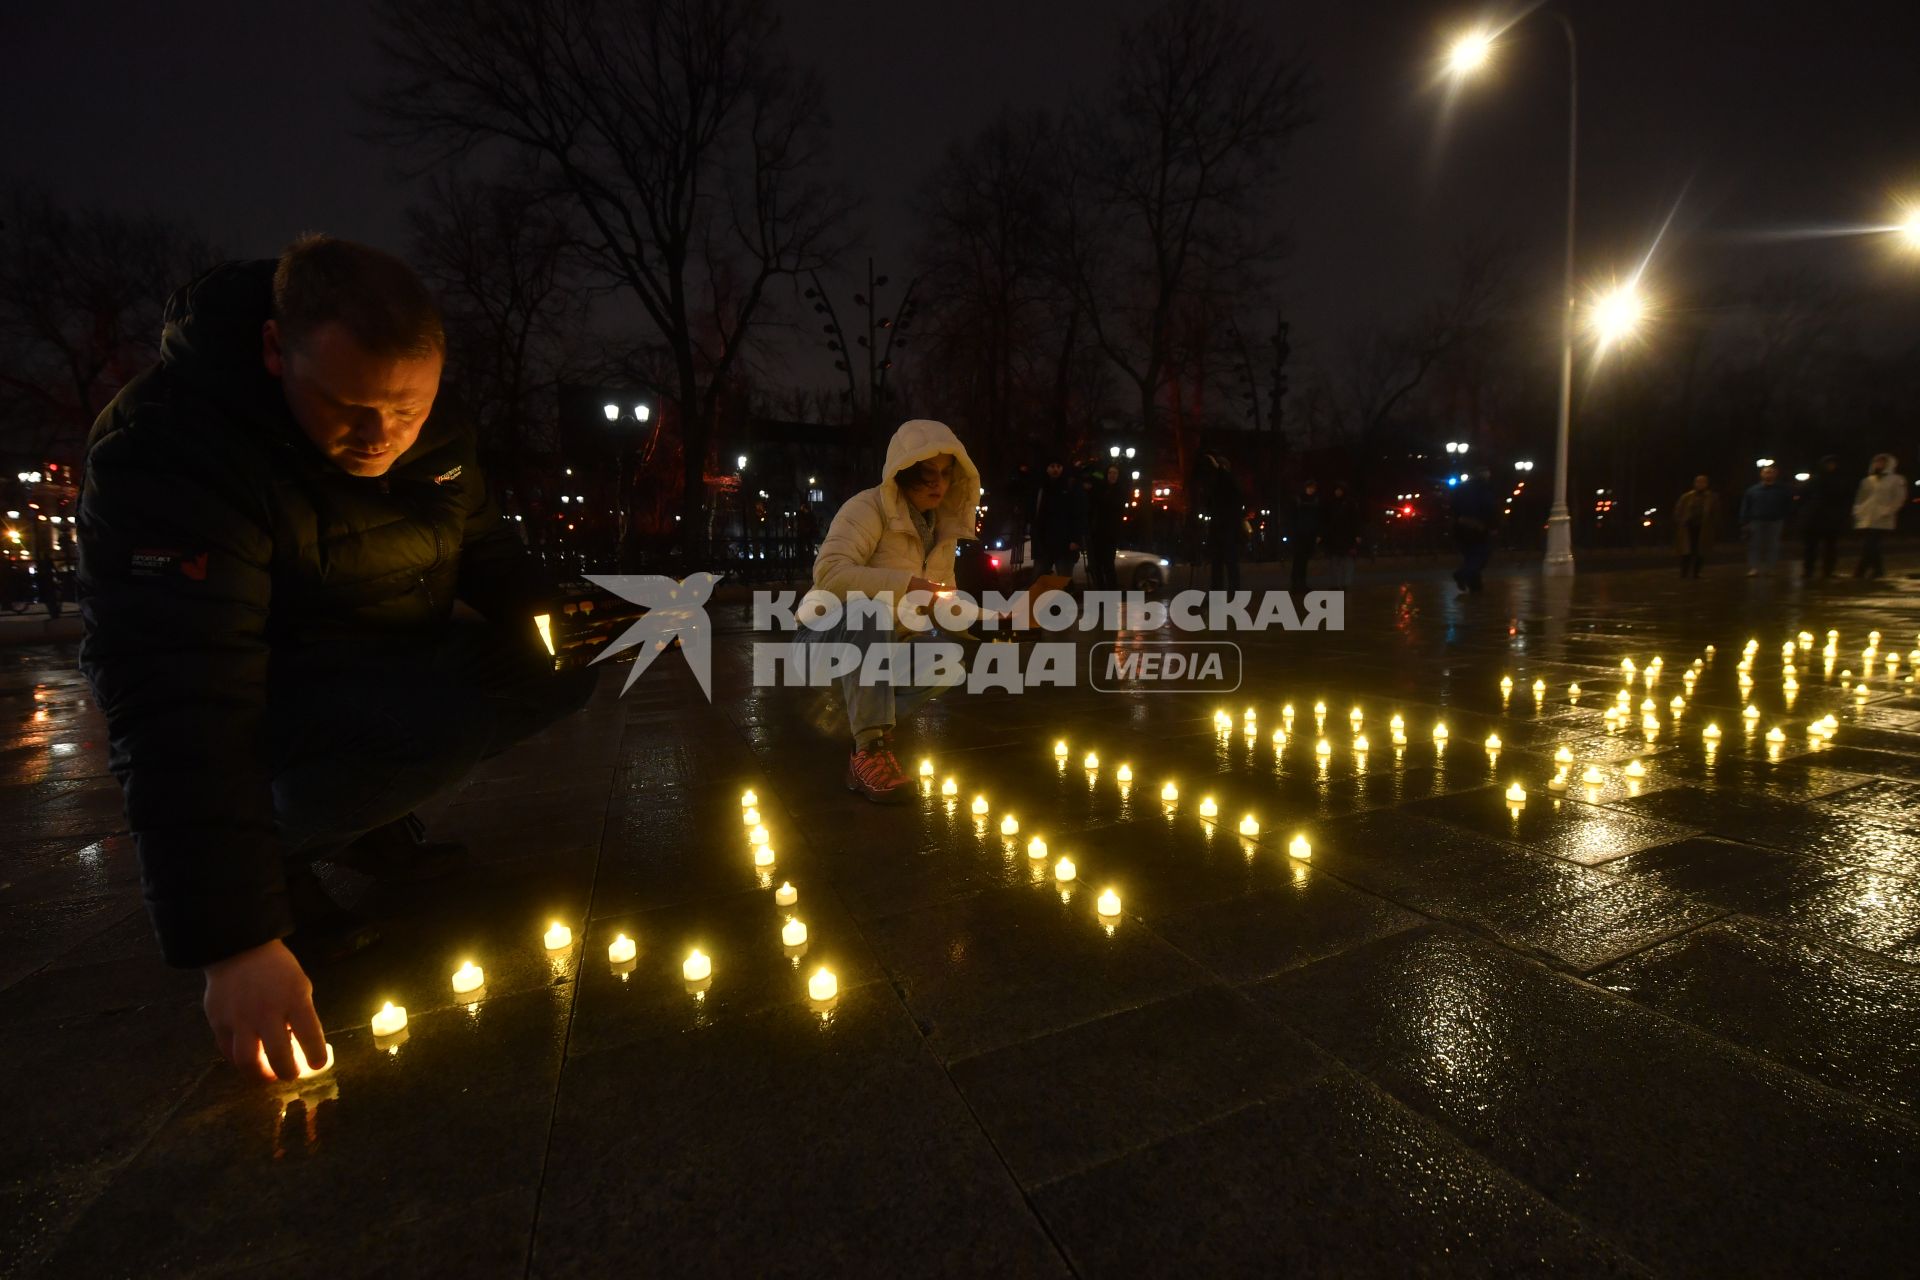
top-left (131, 548), bottom-right (210, 580)
top-left (433, 465), bottom-right (463, 485)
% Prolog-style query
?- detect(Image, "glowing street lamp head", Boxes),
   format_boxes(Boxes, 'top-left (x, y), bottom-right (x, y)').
top-left (1589, 282), bottom-right (1648, 352)
top-left (1446, 30), bottom-right (1495, 76)
top-left (1897, 203), bottom-right (1920, 252)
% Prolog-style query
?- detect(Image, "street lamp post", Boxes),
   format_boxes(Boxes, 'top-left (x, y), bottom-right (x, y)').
top-left (1446, 15), bottom-right (1580, 574)
top-left (603, 401), bottom-right (652, 570)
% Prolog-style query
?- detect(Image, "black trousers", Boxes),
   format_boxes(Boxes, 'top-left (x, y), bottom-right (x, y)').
top-left (1857, 530), bottom-right (1886, 578)
top-left (1803, 528), bottom-right (1839, 577)
top-left (1680, 524), bottom-right (1704, 577)
top-left (268, 621), bottom-right (597, 862)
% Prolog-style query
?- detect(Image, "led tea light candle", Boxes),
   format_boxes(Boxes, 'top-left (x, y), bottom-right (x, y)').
top-left (371, 1002), bottom-right (408, 1038)
top-left (1432, 722), bottom-right (1448, 741)
top-left (971, 795), bottom-right (989, 816)
top-left (1705, 644), bottom-right (1717, 656)
top-left (782, 918), bottom-right (808, 948)
top-left (682, 949), bottom-right (712, 983)
top-left (1315, 738), bottom-right (1332, 757)
top-left (742, 807), bottom-right (761, 827)
top-left (1553, 746), bottom-right (1574, 766)
top-left (754, 844), bottom-right (776, 868)
top-left (1214, 710), bottom-right (1232, 731)
top-left (1054, 740), bottom-right (1069, 759)
top-left (1313, 701), bottom-right (1327, 717)
top-left (1116, 763), bottom-right (1133, 782)
top-left (920, 758), bottom-right (934, 777)
top-left (1389, 714), bottom-right (1405, 734)
top-left (808, 968), bottom-right (837, 1002)
top-left (740, 789), bottom-right (758, 808)
top-left (1353, 735), bottom-right (1370, 753)
top-left (1282, 703), bottom-right (1296, 724)
top-left (1670, 696), bottom-right (1686, 714)
top-left (452, 961), bottom-right (484, 995)
top-left (1485, 733), bottom-right (1502, 751)
top-left (1198, 796), bottom-right (1218, 818)
top-left (1532, 679), bottom-right (1546, 697)
top-left (1622, 657), bottom-right (1637, 673)
top-left (1054, 857), bottom-right (1076, 882)
top-left (941, 777), bottom-right (958, 797)
top-left (1096, 888), bottom-right (1122, 917)
top-left (1083, 751), bottom-right (1100, 770)
top-left (1000, 814), bottom-right (1019, 836)
top-left (1245, 707), bottom-right (1257, 723)
top-left (1160, 781), bottom-right (1179, 803)
top-left (775, 881), bottom-right (798, 907)
top-left (1288, 834), bottom-right (1311, 860)
top-left (1273, 729), bottom-right (1287, 747)
top-left (1547, 772), bottom-right (1570, 793)
top-left (1568, 682), bottom-right (1582, 698)
top-left (1623, 760), bottom-right (1646, 779)
top-left (1238, 814), bottom-right (1260, 837)
top-left (1703, 723), bottom-right (1721, 741)
top-left (544, 921), bottom-right (573, 950)
top-left (1349, 706), bottom-right (1365, 725)
top-left (1505, 782), bottom-right (1527, 804)
top-left (608, 933), bottom-right (637, 965)
top-left (1766, 726), bottom-right (1786, 744)
top-left (1027, 836), bottom-right (1048, 861)
top-left (749, 824), bottom-right (770, 846)
top-left (1581, 766), bottom-right (1605, 786)
top-left (1742, 704), bottom-right (1760, 721)
top-left (1640, 698), bottom-right (1655, 714)
top-left (1500, 675), bottom-right (1514, 693)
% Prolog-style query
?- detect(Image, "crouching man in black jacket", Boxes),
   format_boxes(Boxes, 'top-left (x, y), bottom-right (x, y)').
top-left (78, 235), bottom-right (594, 1080)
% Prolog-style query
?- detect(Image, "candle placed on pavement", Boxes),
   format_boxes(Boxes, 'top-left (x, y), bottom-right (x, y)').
top-left (452, 961), bottom-right (484, 995)
top-left (371, 1002), bottom-right (408, 1038)
top-left (608, 933), bottom-right (637, 965)
top-left (775, 881), bottom-right (798, 906)
top-left (544, 921), bottom-right (573, 950)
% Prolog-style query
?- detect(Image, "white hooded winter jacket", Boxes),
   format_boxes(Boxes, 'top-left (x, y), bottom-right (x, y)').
top-left (803, 419), bottom-right (981, 620)
top-left (1853, 463), bottom-right (1907, 532)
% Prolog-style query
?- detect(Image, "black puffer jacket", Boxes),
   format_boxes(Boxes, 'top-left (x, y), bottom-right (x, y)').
top-left (78, 259), bottom-right (548, 968)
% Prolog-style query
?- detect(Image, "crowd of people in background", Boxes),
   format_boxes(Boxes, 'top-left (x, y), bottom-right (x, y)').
top-left (1676, 453), bottom-right (1907, 580)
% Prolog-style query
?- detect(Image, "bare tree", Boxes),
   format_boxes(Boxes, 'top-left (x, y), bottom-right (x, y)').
top-left (1056, 0), bottom-right (1311, 483)
top-left (370, 0), bottom-right (853, 555)
top-left (0, 187), bottom-right (214, 461)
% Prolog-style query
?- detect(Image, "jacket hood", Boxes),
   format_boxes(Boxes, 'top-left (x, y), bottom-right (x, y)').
top-left (879, 418), bottom-right (981, 543)
top-left (158, 259), bottom-right (291, 431)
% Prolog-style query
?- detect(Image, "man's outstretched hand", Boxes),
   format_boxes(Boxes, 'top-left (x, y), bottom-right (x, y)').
top-left (203, 939), bottom-right (326, 1081)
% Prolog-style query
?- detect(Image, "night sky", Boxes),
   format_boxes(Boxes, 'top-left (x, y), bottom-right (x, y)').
top-left (5, 0), bottom-right (1917, 382)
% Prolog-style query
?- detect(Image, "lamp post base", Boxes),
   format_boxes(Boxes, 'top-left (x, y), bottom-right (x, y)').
top-left (1542, 510), bottom-right (1575, 576)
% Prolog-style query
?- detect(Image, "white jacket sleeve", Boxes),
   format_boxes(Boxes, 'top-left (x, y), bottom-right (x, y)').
top-left (813, 496), bottom-right (916, 598)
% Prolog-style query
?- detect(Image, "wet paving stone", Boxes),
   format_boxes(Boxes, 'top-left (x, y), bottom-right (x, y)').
top-left (1592, 916), bottom-right (1920, 1115)
top-left (1253, 925), bottom-right (1920, 1274)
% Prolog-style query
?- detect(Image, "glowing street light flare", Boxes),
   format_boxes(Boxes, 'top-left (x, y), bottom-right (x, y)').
top-left (1589, 281), bottom-right (1649, 352)
top-left (1446, 28), bottom-right (1495, 76)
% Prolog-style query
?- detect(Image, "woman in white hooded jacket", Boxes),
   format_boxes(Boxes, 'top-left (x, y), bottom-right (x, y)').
top-left (801, 419), bottom-right (982, 801)
top-left (1853, 452), bottom-right (1906, 578)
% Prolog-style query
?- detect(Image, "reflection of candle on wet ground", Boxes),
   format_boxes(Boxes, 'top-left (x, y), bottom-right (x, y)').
top-left (782, 918), bottom-right (807, 947)
top-left (1054, 857), bottom-right (1076, 882)
top-left (1097, 888), bottom-right (1121, 917)
top-left (371, 1002), bottom-right (407, 1038)
top-left (683, 949), bottom-right (711, 982)
top-left (809, 968), bottom-right (837, 1002)
top-left (608, 933), bottom-right (637, 965)
top-left (775, 881), bottom-right (798, 906)
top-left (544, 921), bottom-right (573, 950)
top-left (452, 961), bottom-right (484, 995)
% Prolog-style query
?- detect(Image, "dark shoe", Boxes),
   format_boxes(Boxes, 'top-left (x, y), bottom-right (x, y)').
top-left (284, 866), bottom-right (381, 965)
top-left (328, 813), bottom-right (470, 883)
top-left (845, 740), bottom-right (909, 804)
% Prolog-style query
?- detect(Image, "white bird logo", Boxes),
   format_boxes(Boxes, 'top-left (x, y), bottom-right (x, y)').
top-left (585, 572), bottom-right (723, 698)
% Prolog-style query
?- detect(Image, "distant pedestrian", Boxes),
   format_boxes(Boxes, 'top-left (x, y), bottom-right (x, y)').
top-left (1195, 452), bottom-right (1244, 592)
top-left (1004, 461), bottom-right (1035, 567)
top-left (1323, 481), bottom-right (1362, 587)
top-left (1451, 470), bottom-right (1498, 594)
top-left (1288, 480), bottom-right (1322, 595)
top-left (1030, 458), bottom-right (1082, 578)
top-left (1738, 465), bottom-right (1790, 577)
top-left (1852, 452), bottom-right (1906, 578)
top-left (1798, 455), bottom-right (1852, 579)
top-left (1672, 474), bottom-right (1720, 578)
top-left (1086, 464), bottom-right (1124, 591)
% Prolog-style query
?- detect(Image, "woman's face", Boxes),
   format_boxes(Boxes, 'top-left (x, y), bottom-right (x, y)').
top-left (901, 454), bottom-right (955, 512)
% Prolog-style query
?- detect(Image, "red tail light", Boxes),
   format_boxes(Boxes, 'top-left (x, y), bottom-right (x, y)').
top-left (988, 555), bottom-right (1001, 569)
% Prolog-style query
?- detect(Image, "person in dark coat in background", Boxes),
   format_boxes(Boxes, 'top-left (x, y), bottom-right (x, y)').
top-left (1451, 470), bottom-right (1498, 594)
top-left (1322, 481), bottom-right (1362, 587)
top-left (1287, 480), bottom-right (1322, 595)
top-left (1739, 464), bottom-right (1792, 576)
top-left (1195, 451), bottom-right (1244, 592)
top-left (77, 236), bottom-right (594, 1080)
top-left (1797, 456), bottom-right (1851, 579)
top-left (1030, 457), bottom-right (1083, 577)
top-left (1672, 474), bottom-right (1720, 578)
top-left (1085, 463), bottom-right (1124, 591)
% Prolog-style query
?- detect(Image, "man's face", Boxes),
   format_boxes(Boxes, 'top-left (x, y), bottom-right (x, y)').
top-left (1693, 475), bottom-right (1709, 492)
top-left (1046, 462), bottom-right (1063, 478)
top-left (902, 454), bottom-right (955, 513)
top-left (1760, 466), bottom-right (1779, 485)
top-left (264, 320), bottom-right (443, 477)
